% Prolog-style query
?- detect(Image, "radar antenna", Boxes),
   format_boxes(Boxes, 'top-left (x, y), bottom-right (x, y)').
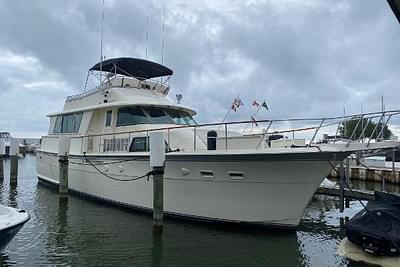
top-left (99, 0), bottom-right (105, 85)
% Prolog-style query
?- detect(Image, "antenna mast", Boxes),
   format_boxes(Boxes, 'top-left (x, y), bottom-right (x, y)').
top-left (99, 0), bottom-right (105, 85)
top-left (146, 16), bottom-right (149, 59)
top-left (161, 7), bottom-right (166, 64)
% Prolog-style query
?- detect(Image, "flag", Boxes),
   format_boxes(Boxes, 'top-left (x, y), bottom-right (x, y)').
top-left (231, 103), bottom-right (237, 112)
top-left (231, 97), bottom-right (243, 112)
top-left (251, 116), bottom-right (258, 126)
top-left (252, 100), bottom-right (259, 107)
top-left (262, 101), bottom-right (268, 110)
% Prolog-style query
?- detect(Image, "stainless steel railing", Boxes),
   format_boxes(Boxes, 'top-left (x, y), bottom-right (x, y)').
top-left (65, 109), bottom-right (400, 154)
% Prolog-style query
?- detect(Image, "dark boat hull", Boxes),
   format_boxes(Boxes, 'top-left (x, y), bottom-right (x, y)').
top-left (345, 192), bottom-right (400, 256)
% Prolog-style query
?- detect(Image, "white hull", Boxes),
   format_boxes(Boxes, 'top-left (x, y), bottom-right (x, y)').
top-left (36, 150), bottom-right (343, 228)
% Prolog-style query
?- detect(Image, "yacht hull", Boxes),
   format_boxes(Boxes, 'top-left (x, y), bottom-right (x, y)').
top-left (36, 150), bottom-right (347, 228)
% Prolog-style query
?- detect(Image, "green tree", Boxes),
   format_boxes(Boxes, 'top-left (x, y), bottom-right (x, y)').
top-left (339, 117), bottom-right (392, 140)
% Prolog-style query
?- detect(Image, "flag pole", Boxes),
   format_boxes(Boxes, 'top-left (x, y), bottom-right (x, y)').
top-left (242, 101), bottom-right (264, 134)
top-left (221, 95), bottom-right (240, 123)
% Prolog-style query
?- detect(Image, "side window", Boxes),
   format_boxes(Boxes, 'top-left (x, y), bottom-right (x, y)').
top-left (74, 113), bottom-right (83, 132)
top-left (129, 137), bottom-right (170, 152)
top-left (105, 110), bottom-right (112, 127)
top-left (129, 137), bottom-right (149, 152)
top-left (52, 112), bottom-right (83, 134)
top-left (54, 116), bottom-right (62, 133)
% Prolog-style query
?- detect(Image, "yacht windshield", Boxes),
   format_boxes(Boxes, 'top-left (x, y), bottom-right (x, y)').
top-left (144, 108), bottom-right (174, 124)
top-left (117, 107), bottom-right (151, 126)
top-left (167, 109), bottom-right (197, 125)
top-left (116, 106), bottom-right (196, 126)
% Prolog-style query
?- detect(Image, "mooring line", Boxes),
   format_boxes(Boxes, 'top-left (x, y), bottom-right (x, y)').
top-left (82, 152), bottom-right (155, 182)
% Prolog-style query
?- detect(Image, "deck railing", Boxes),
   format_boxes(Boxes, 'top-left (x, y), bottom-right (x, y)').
top-left (62, 109), bottom-right (400, 154)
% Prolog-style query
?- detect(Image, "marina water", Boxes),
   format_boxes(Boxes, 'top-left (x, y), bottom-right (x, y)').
top-left (1, 154), bottom-right (398, 266)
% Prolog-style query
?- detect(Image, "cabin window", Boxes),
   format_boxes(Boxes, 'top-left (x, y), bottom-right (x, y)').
top-left (62, 114), bottom-right (74, 133)
top-left (53, 112), bottom-right (83, 133)
top-left (117, 107), bottom-right (150, 126)
top-left (129, 137), bottom-right (148, 152)
top-left (115, 106), bottom-right (196, 127)
top-left (129, 136), bottom-right (170, 152)
top-left (74, 113), bottom-right (83, 132)
top-left (54, 116), bottom-right (62, 133)
top-left (167, 110), bottom-right (197, 125)
top-left (103, 137), bottom-right (129, 152)
top-left (144, 108), bottom-right (174, 124)
top-left (105, 110), bottom-right (112, 127)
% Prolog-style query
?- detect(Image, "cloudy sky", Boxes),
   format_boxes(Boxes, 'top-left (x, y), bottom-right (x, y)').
top-left (0, 0), bottom-right (400, 137)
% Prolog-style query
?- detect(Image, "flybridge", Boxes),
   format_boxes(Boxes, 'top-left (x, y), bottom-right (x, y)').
top-left (66, 57), bottom-right (172, 103)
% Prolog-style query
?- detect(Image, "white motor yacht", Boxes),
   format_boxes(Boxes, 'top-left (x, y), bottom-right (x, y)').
top-left (36, 57), bottom-right (400, 229)
top-left (0, 205), bottom-right (29, 251)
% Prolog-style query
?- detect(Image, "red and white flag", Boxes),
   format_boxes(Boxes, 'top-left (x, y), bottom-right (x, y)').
top-left (231, 97), bottom-right (243, 112)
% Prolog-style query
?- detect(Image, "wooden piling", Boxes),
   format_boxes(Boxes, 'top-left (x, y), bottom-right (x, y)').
top-left (10, 156), bottom-right (18, 185)
top-left (57, 137), bottom-right (71, 198)
top-left (339, 161), bottom-right (345, 213)
top-left (9, 139), bottom-right (19, 185)
top-left (345, 197), bottom-right (350, 209)
top-left (345, 157), bottom-right (350, 184)
top-left (149, 131), bottom-right (166, 233)
top-left (153, 166), bottom-right (164, 233)
top-left (0, 157), bottom-right (3, 181)
top-left (392, 148), bottom-right (396, 183)
top-left (0, 139), bottom-right (4, 181)
top-left (58, 155), bottom-right (69, 198)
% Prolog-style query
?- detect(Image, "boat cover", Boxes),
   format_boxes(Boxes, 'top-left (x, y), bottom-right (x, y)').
top-left (344, 192), bottom-right (400, 256)
top-left (89, 57), bottom-right (173, 80)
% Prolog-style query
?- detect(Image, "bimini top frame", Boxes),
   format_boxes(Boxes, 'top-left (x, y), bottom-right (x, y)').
top-left (89, 57), bottom-right (173, 80)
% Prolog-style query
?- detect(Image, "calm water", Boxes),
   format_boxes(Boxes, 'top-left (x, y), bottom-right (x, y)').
top-left (0, 155), bottom-right (396, 266)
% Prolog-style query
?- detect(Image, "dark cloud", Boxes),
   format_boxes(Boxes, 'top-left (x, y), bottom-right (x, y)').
top-left (0, 0), bottom-right (399, 137)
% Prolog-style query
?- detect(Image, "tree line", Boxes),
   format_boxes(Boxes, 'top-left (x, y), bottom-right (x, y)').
top-left (339, 118), bottom-right (392, 140)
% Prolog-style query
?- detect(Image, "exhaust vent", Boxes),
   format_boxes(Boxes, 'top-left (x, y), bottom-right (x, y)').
top-left (200, 170), bottom-right (214, 179)
top-left (229, 171), bottom-right (244, 180)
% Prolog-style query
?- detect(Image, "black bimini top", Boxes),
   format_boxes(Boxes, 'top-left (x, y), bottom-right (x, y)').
top-left (89, 57), bottom-right (173, 80)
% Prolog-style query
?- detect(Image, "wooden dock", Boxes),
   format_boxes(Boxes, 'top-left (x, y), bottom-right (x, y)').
top-left (316, 186), bottom-right (375, 200)
top-left (328, 165), bottom-right (400, 184)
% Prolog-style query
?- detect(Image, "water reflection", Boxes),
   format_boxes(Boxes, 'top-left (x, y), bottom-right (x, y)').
top-left (8, 183), bottom-right (17, 209)
top-left (151, 232), bottom-right (163, 267)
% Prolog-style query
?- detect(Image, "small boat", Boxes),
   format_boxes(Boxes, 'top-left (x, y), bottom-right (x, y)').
top-left (0, 205), bottom-right (29, 251)
top-left (345, 191), bottom-right (400, 256)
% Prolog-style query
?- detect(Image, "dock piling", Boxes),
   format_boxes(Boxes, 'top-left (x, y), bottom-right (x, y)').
top-left (0, 139), bottom-right (4, 180)
top-left (345, 157), bottom-right (350, 184)
top-left (339, 161), bottom-right (345, 212)
top-left (58, 137), bottom-right (70, 198)
top-left (0, 157), bottom-right (3, 181)
top-left (9, 139), bottom-right (19, 185)
top-left (150, 131), bottom-right (166, 233)
top-left (58, 155), bottom-right (69, 197)
top-left (392, 148), bottom-right (396, 183)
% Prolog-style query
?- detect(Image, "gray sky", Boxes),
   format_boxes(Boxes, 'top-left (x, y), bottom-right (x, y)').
top-left (1, 0), bottom-right (400, 137)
